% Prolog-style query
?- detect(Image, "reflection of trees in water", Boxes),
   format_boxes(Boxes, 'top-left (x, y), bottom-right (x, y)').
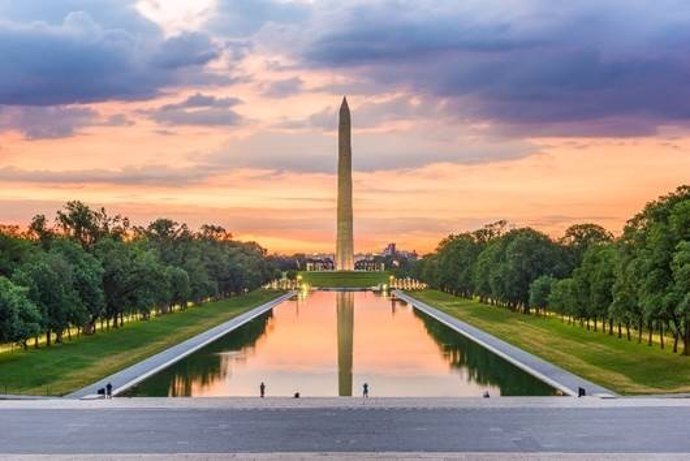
top-left (124, 311), bottom-right (273, 397)
top-left (415, 310), bottom-right (558, 396)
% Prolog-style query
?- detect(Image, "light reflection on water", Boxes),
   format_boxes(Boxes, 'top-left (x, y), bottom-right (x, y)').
top-left (124, 290), bottom-right (558, 397)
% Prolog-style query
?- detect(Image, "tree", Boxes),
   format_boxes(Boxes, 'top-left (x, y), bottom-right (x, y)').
top-left (549, 278), bottom-right (577, 321)
top-left (0, 231), bottom-right (35, 278)
top-left (27, 214), bottom-right (55, 248)
top-left (473, 240), bottom-right (502, 304)
top-left (621, 186), bottom-right (690, 351)
top-left (198, 224), bottom-right (232, 242)
top-left (560, 223), bottom-right (614, 273)
top-left (56, 201), bottom-right (99, 248)
top-left (94, 238), bottom-right (167, 325)
top-left (0, 277), bottom-right (41, 348)
top-left (50, 239), bottom-right (105, 335)
top-left (611, 256), bottom-right (643, 342)
top-left (671, 241), bottom-right (690, 354)
top-left (56, 201), bottom-right (129, 248)
top-left (572, 244), bottom-right (618, 332)
top-left (12, 252), bottom-right (82, 345)
top-left (166, 266), bottom-right (191, 310)
top-left (434, 233), bottom-right (480, 297)
top-left (529, 275), bottom-right (555, 315)
top-left (484, 228), bottom-right (562, 312)
top-left (472, 220), bottom-right (509, 244)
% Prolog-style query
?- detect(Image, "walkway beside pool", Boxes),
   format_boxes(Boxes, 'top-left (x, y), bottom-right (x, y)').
top-left (67, 291), bottom-right (296, 399)
top-left (394, 291), bottom-right (616, 397)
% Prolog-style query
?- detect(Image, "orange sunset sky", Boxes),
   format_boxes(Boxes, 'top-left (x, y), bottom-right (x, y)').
top-left (1, 1), bottom-right (689, 254)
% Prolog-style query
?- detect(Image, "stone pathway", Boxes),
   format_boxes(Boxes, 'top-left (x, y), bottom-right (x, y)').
top-left (3, 401), bottom-right (690, 454)
top-left (4, 454), bottom-right (690, 461)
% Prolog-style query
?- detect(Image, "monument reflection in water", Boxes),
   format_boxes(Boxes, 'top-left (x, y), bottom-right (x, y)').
top-left (124, 291), bottom-right (558, 397)
top-left (337, 291), bottom-right (354, 396)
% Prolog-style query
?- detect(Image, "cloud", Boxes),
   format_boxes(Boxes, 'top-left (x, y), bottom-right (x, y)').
top-left (151, 32), bottom-right (220, 69)
top-left (281, 96), bottom-right (463, 131)
top-left (0, 105), bottom-right (135, 139)
top-left (147, 93), bottom-right (244, 126)
top-left (0, 164), bottom-right (215, 186)
top-left (0, 10), bottom-right (223, 106)
top-left (296, 0), bottom-right (690, 136)
top-left (159, 93), bottom-right (242, 110)
top-left (207, 0), bottom-right (311, 37)
top-left (207, 125), bottom-right (535, 173)
top-left (262, 77), bottom-right (304, 98)
top-left (103, 114), bottom-right (135, 127)
top-left (0, 0), bottom-right (158, 33)
top-left (0, 105), bottom-right (96, 139)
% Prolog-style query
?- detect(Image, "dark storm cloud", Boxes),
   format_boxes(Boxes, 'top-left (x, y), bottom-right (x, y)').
top-left (0, 9), bottom-right (222, 106)
top-left (300, 0), bottom-right (690, 136)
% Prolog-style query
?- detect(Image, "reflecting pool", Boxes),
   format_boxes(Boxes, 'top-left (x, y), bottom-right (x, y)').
top-left (123, 291), bottom-right (558, 397)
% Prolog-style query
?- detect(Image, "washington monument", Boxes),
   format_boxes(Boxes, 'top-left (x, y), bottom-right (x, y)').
top-left (336, 96), bottom-right (354, 271)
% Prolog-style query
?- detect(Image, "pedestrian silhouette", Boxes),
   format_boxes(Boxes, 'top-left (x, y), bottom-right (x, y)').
top-left (105, 382), bottom-right (113, 399)
top-left (260, 382), bottom-right (266, 398)
top-left (363, 382), bottom-right (369, 398)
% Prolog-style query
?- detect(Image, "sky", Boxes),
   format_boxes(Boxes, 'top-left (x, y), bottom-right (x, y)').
top-left (1, 0), bottom-right (689, 254)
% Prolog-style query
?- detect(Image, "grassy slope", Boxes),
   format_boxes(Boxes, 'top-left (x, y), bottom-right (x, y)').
top-left (0, 290), bottom-right (283, 396)
top-left (299, 271), bottom-right (391, 288)
top-left (408, 290), bottom-right (690, 395)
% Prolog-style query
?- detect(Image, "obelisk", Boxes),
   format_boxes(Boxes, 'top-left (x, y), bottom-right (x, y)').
top-left (336, 96), bottom-right (354, 271)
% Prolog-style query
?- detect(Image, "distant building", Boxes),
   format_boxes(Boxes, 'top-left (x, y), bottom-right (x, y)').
top-left (399, 250), bottom-right (418, 260)
top-left (382, 243), bottom-right (397, 256)
top-left (305, 257), bottom-right (335, 271)
top-left (354, 259), bottom-right (385, 272)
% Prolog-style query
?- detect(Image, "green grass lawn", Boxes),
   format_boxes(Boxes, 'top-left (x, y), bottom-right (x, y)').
top-left (0, 290), bottom-right (284, 396)
top-left (299, 271), bottom-right (391, 288)
top-left (408, 290), bottom-right (690, 395)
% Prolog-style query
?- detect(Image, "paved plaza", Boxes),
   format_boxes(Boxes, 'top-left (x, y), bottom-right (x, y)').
top-left (2, 397), bottom-right (690, 457)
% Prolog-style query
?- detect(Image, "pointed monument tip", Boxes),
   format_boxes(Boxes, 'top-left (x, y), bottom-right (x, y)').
top-left (339, 96), bottom-right (350, 117)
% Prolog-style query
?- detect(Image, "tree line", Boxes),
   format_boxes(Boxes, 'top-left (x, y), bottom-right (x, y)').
top-left (0, 201), bottom-right (278, 349)
top-left (414, 185), bottom-right (690, 354)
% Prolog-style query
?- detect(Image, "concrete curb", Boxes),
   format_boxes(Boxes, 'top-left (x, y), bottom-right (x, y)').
top-left (10, 395), bottom-right (690, 411)
top-left (394, 290), bottom-right (617, 398)
top-left (67, 291), bottom-right (296, 399)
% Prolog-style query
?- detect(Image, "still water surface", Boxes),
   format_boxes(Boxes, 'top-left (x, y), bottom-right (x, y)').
top-left (124, 291), bottom-right (557, 397)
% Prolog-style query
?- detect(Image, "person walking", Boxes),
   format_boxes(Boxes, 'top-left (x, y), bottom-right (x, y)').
top-left (105, 382), bottom-right (113, 399)
top-left (260, 382), bottom-right (266, 398)
top-left (362, 382), bottom-right (369, 398)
